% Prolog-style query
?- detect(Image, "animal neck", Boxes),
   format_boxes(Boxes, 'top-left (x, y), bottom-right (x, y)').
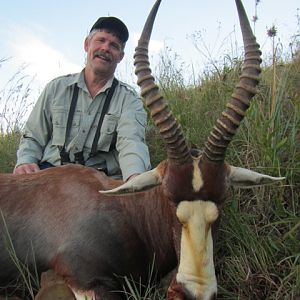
top-left (122, 187), bottom-right (178, 272)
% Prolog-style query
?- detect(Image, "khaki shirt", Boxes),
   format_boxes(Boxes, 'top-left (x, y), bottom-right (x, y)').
top-left (16, 70), bottom-right (151, 180)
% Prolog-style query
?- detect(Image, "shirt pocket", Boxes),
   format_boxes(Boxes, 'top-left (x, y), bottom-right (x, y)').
top-left (52, 106), bottom-right (81, 146)
top-left (97, 114), bottom-right (118, 152)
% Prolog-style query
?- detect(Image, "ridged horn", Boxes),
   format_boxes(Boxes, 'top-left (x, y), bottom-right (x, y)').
top-left (134, 0), bottom-right (191, 165)
top-left (203, 0), bottom-right (262, 162)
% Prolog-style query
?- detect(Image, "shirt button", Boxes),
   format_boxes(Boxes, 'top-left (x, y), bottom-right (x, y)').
top-left (82, 129), bottom-right (86, 133)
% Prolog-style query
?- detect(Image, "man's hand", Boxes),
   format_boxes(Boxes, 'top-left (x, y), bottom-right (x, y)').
top-left (13, 163), bottom-right (40, 175)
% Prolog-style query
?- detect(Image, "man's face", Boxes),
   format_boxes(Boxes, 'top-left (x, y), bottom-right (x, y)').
top-left (84, 29), bottom-right (124, 77)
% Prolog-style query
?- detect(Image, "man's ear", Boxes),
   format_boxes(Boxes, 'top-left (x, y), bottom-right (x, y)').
top-left (118, 50), bottom-right (125, 63)
top-left (84, 37), bottom-right (89, 53)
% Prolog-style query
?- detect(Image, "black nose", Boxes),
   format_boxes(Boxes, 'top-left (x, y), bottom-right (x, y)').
top-left (210, 292), bottom-right (217, 300)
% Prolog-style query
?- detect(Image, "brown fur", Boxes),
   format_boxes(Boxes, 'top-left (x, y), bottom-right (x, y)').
top-left (0, 156), bottom-right (225, 299)
top-left (0, 164), bottom-right (178, 299)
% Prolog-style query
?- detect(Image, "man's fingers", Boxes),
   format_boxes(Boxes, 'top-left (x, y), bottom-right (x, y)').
top-left (13, 163), bottom-right (40, 175)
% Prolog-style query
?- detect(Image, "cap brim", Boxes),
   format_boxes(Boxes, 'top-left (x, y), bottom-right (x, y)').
top-left (90, 17), bottom-right (129, 43)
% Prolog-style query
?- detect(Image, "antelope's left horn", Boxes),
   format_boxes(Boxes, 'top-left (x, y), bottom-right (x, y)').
top-left (134, 0), bottom-right (191, 165)
top-left (203, 0), bottom-right (262, 162)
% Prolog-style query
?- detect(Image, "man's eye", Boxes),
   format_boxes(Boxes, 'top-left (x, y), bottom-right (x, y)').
top-left (111, 43), bottom-right (120, 50)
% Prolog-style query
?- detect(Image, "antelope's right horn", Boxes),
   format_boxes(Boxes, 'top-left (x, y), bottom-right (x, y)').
top-left (203, 0), bottom-right (262, 162)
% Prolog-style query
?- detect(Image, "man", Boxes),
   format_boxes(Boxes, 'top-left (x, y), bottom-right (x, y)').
top-left (14, 16), bottom-right (151, 181)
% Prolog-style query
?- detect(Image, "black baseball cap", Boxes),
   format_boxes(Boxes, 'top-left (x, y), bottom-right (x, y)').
top-left (90, 16), bottom-right (129, 43)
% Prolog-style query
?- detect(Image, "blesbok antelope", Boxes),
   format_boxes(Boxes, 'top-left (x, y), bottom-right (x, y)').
top-left (0, 0), bottom-right (284, 299)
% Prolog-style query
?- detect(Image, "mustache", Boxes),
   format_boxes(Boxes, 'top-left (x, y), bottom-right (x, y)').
top-left (93, 51), bottom-right (112, 61)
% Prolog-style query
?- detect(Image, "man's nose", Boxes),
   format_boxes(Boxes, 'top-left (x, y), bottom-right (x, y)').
top-left (100, 42), bottom-right (110, 52)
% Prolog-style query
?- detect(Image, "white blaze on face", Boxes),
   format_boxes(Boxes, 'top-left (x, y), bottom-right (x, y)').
top-left (176, 200), bottom-right (218, 299)
top-left (192, 157), bottom-right (203, 192)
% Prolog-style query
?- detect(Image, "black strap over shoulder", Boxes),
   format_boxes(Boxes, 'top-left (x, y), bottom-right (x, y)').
top-left (60, 79), bottom-right (118, 165)
top-left (66, 84), bottom-right (79, 141)
top-left (60, 84), bottom-right (79, 164)
top-left (90, 78), bottom-right (118, 156)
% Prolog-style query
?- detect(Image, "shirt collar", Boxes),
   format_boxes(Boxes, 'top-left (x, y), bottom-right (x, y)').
top-left (67, 69), bottom-right (115, 96)
top-left (66, 70), bottom-right (83, 87)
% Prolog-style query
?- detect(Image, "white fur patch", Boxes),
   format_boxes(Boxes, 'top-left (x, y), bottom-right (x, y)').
top-left (192, 158), bottom-right (203, 192)
top-left (176, 200), bottom-right (218, 299)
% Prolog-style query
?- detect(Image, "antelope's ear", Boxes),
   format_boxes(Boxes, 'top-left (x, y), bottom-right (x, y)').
top-left (100, 168), bottom-right (162, 195)
top-left (228, 166), bottom-right (285, 188)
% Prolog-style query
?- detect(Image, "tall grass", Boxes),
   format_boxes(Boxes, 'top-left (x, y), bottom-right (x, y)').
top-left (0, 132), bottom-right (22, 173)
top-left (0, 60), bottom-right (34, 173)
